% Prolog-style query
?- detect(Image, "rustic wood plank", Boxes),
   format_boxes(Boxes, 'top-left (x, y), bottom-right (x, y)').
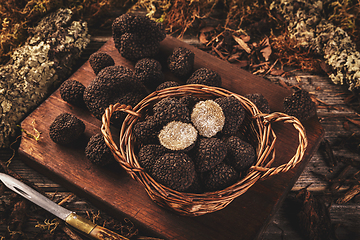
top-left (17, 36), bottom-right (324, 240)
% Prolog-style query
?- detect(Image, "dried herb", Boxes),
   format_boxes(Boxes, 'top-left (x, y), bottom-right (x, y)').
top-left (319, 138), bottom-right (337, 169)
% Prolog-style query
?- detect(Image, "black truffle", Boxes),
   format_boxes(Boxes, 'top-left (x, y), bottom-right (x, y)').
top-left (138, 144), bottom-right (167, 172)
top-left (89, 52), bottom-right (115, 75)
top-left (83, 65), bottom-right (146, 120)
top-left (194, 137), bottom-right (227, 172)
top-left (225, 136), bottom-right (256, 172)
top-left (244, 93), bottom-right (270, 114)
top-left (202, 162), bottom-right (239, 192)
top-left (112, 13), bottom-right (166, 61)
top-left (215, 96), bottom-right (245, 136)
top-left (186, 68), bottom-right (221, 87)
top-left (151, 152), bottom-right (196, 191)
top-left (153, 97), bottom-right (190, 124)
top-left (59, 79), bottom-right (86, 108)
top-left (167, 47), bottom-right (194, 79)
top-left (179, 95), bottom-right (199, 112)
top-left (135, 58), bottom-right (164, 90)
top-left (133, 116), bottom-right (162, 146)
top-left (283, 89), bottom-right (316, 121)
top-left (85, 133), bottom-right (115, 166)
top-left (155, 81), bottom-right (180, 91)
top-left (49, 113), bottom-right (85, 145)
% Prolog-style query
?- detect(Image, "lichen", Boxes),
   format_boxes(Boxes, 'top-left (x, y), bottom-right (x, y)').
top-left (0, 8), bottom-right (90, 148)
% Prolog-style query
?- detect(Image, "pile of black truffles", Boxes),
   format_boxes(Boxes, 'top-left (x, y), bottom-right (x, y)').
top-left (134, 95), bottom-right (258, 193)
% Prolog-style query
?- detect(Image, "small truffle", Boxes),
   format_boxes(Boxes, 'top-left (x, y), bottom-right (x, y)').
top-left (225, 136), bottom-right (256, 172)
top-left (49, 113), bottom-right (85, 145)
top-left (191, 100), bottom-right (225, 138)
top-left (151, 152), bottom-right (196, 192)
top-left (155, 81), bottom-right (180, 91)
top-left (179, 95), bottom-right (199, 112)
top-left (215, 96), bottom-right (245, 136)
top-left (283, 89), bottom-right (316, 121)
top-left (85, 133), bottom-right (115, 166)
top-left (158, 121), bottom-right (198, 151)
top-left (153, 97), bottom-right (190, 124)
top-left (244, 93), bottom-right (271, 114)
top-left (112, 13), bottom-right (166, 61)
top-left (194, 137), bottom-right (227, 172)
top-left (135, 58), bottom-right (164, 90)
top-left (167, 47), bottom-right (194, 79)
top-left (89, 52), bottom-right (115, 75)
top-left (138, 144), bottom-right (167, 172)
top-left (186, 68), bottom-right (221, 87)
top-left (202, 162), bottom-right (239, 192)
top-left (59, 79), bottom-right (86, 108)
top-left (133, 116), bottom-right (162, 145)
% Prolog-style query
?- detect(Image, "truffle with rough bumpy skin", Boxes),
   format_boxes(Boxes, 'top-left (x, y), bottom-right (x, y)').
top-left (59, 79), bottom-right (86, 108)
top-left (89, 52), bottom-right (115, 75)
top-left (215, 96), bottom-right (245, 136)
top-left (135, 58), bottom-right (164, 90)
top-left (133, 116), bottom-right (162, 146)
top-left (151, 152), bottom-right (196, 191)
top-left (153, 97), bottom-right (190, 125)
top-left (186, 68), bottom-right (221, 87)
top-left (155, 81), bottom-right (180, 91)
top-left (283, 89), bottom-right (316, 121)
top-left (191, 100), bottom-right (225, 138)
top-left (167, 47), bottom-right (194, 79)
top-left (85, 133), bottom-right (115, 166)
top-left (112, 13), bottom-right (166, 61)
top-left (179, 95), bottom-right (199, 112)
top-left (202, 162), bottom-right (239, 192)
top-left (83, 65), bottom-right (146, 120)
top-left (158, 121), bottom-right (198, 151)
top-left (225, 136), bottom-right (256, 172)
top-left (244, 93), bottom-right (271, 114)
top-left (49, 113), bottom-right (85, 145)
top-left (138, 144), bottom-right (167, 172)
top-left (193, 137), bottom-right (227, 172)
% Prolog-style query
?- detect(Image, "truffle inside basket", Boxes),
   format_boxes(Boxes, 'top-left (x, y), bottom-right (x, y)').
top-left (101, 84), bottom-right (307, 217)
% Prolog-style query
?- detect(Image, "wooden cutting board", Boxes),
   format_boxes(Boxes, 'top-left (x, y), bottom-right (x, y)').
top-left (19, 36), bottom-right (324, 239)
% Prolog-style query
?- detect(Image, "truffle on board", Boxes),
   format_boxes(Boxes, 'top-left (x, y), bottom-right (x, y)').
top-left (85, 133), bottom-right (115, 166)
top-left (112, 13), bottom-right (166, 61)
top-left (89, 52), bottom-right (115, 75)
top-left (225, 136), bottom-right (256, 172)
top-left (135, 58), bottom-right (164, 90)
top-left (155, 81), bottom-right (180, 91)
top-left (59, 79), bottom-right (86, 108)
top-left (202, 162), bottom-right (239, 192)
top-left (158, 121), bottom-right (198, 151)
top-left (215, 96), bottom-right (245, 136)
top-left (137, 144), bottom-right (167, 172)
top-left (191, 100), bottom-right (225, 138)
top-left (153, 97), bottom-right (190, 125)
top-left (151, 152), bottom-right (196, 192)
top-left (283, 89), bottom-right (316, 121)
top-left (186, 68), bottom-right (222, 87)
top-left (167, 47), bottom-right (195, 79)
top-left (193, 137), bottom-right (227, 172)
top-left (244, 93), bottom-right (271, 114)
top-left (49, 113), bottom-right (85, 145)
top-left (83, 65), bottom-right (146, 120)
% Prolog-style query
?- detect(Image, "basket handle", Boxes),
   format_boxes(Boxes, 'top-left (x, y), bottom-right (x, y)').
top-left (101, 103), bottom-right (143, 174)
top-left (250, 112), bottom-right (308, 179)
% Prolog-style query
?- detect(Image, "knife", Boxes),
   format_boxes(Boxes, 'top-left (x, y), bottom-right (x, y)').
top-left (0, 172), bottom-right (129, 240)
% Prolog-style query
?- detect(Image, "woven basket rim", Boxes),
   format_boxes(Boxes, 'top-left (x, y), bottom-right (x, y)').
top-left (101, 84), bottom-right (308, 216)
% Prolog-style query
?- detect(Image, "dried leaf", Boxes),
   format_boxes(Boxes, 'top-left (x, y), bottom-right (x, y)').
top-left (343, 121), bottom-right (350, 131)
top-left (345, 117), bottom-right (360, 127)
top-left (240, 35), bottom-right (250, 42)
top-left (200, 26), bottom-right (214, 33)
top-left (199, 32), bottom-right (208, 44)
top-left (270, 68), bottom-right (284, 76)
top-left (233, 35), bottom-right (251, 54)
top-left (260, 37), bottom-right (271, 61)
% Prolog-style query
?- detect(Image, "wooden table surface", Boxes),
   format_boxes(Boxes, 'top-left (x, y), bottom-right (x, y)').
top-left (1, 33), bottom-right (360, 240)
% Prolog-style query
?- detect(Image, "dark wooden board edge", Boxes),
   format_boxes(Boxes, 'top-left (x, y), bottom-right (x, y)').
top-left (18, 36), bottom-right (325, 240)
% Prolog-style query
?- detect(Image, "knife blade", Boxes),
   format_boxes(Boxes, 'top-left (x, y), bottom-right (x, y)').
top-left (0, 172), bottom-right (128, 240)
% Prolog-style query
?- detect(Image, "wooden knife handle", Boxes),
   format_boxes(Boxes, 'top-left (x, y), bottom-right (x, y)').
top-left (65, 212), bottom-right (129, 240)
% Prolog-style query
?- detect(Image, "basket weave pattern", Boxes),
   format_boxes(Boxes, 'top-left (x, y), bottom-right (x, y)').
top-left (101, 84), bottom-right (308, 216)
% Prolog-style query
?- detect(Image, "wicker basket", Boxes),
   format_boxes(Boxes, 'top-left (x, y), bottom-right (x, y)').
top-left (101, 84), bottom-right (308, 217)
